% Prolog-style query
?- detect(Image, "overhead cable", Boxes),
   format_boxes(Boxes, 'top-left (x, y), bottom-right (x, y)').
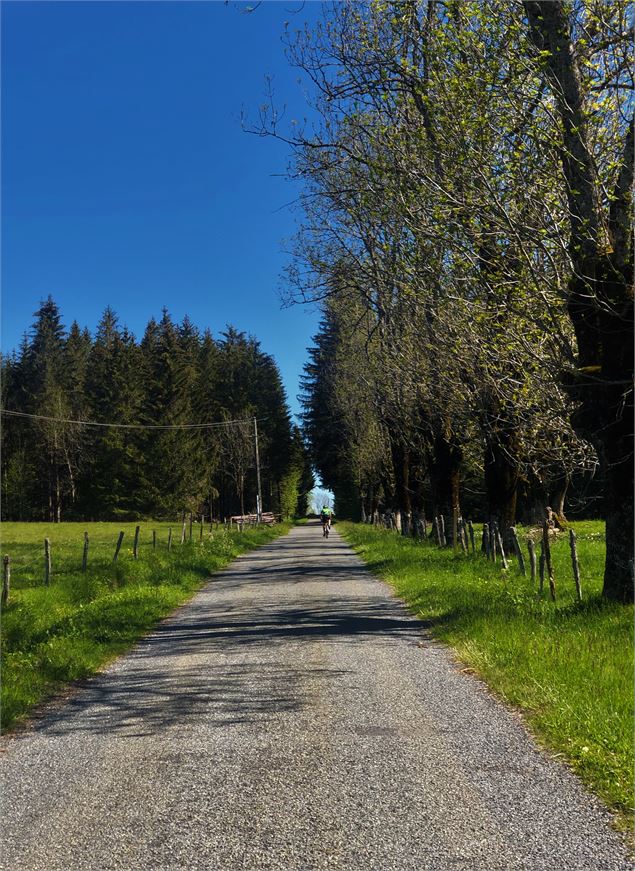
top-left (0, 409), bottom-right (268, 431)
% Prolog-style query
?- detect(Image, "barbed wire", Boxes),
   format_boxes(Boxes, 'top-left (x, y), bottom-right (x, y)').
top-left (0, 409), bottom-right (268, 431)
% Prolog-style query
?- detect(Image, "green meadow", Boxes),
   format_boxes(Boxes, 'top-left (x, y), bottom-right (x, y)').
top-left (340, 521), bottom-right (634, 823)
top-left (0, 520), bottom-right (290, 732)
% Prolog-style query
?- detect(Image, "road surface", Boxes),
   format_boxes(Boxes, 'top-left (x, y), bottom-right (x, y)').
top-left (1, 522), bottom-right (632, 870)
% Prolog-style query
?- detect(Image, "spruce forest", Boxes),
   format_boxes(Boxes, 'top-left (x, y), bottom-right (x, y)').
top-left (1, 298), bottom-right (314, 523)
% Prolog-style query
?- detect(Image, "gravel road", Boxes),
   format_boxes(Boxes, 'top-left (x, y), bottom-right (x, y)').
top-left (1, 522), bottom-right (632, 871)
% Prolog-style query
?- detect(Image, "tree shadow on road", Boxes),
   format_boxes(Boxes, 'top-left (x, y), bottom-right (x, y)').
top-left (28, 590), bottom-right (435, 740)
top-left (34, 661), bottom-right (349, 739)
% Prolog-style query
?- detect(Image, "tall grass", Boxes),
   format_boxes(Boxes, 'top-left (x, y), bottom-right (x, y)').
top-left (1, 521), bottom-right (290, 731)
top-left (340, 521), bottom-right (634, 822)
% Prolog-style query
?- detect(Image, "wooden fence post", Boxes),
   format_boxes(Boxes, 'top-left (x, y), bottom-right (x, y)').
top-left (152, 530), bottom-right (157, 551)
top-left (2, 555), bottom-right (10, 607)
top-left (181, 516), bottom-right (187, 544)
top-left (490, 524), bottom-right (497, 563)
top-left (402, 513), bottom-right (410, 537)
top-left (527, 538), bottom-right (536, 585)
top-left (44, 538), bottom-right (51, 585)
top-left (456, 518), bottom-right (465, 552)
top-left (133, 525), bottom-right (140, 560)
top-left (542, 521), bottom-right (556, 601)
top-left (189, 513), bottom-right (193, 542)
top-left (569, 529), bottom-right (582, 602)
top-left (539, 540), bottom-right (545, 593)
top-left (509, 528), bottom-right (526, 575)
top-left (113, 531), bottom-right (124, 562)
top-left (482, 523), bottom-right (489, 558)
top-left (468, 520), bottom-right (475, 554)
top-left (167, 527), bottom-right (173, 552)
top-left (440, 515), bottom-right (447, 546)
top-left (82, 532), bottom-right (89, 572)
top-left (495, 526), bottom-right (508, 569)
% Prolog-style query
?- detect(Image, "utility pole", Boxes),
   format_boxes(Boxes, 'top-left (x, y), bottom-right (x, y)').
top-left (253, 417), bottom-right (263, 522)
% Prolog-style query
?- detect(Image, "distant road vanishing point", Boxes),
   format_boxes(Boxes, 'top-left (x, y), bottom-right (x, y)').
top-left (1, 521), bottom-right (632, 870)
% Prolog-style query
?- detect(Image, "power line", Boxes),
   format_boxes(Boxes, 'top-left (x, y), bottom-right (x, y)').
top-left (0, 409), bottom-right (268, 431)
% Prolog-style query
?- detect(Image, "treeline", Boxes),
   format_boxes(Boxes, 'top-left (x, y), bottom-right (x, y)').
top-left (283, 2), bottom-right (633, 600)
top-left (1, 297), bottom-right (313, 522)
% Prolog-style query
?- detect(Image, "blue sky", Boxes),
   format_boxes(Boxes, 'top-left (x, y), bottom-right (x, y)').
top-left (1, 0), bottom-right (326, 420)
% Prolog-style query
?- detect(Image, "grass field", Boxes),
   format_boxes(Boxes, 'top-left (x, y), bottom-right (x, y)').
top-left (0, 520), bottom-right (291, 732)
top-left (339, 520), bottom-right (634, 823)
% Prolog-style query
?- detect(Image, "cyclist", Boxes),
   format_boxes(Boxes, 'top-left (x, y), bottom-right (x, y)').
top-left (320, 505), bottom-right (335, 537)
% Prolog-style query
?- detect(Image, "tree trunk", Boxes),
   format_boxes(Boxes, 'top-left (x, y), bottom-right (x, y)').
top-left (55, 464), bottom-right (62, 523)
top-left (390, 437), bottom-right (412, 522)
top-left (484, 423), bottom-right (521, 536)
top-left (393, 509), bottom-right (402, 533)
top-left (48, 453), bottom-right (55, 522)
top-left (65, 447), bottom-right (76, 505)
top-left (364, 485), bottom-right (379, 522)
top-left (429, 432), bottom-right (462, 520)
top-left (549, 471), bottom-right (569, 525)
top-left (596, 422), bottom-right (634, 602)
top-left (517, 468), bottom-right (546, 526)
top-left (370, 489), bottom-right (380, 521)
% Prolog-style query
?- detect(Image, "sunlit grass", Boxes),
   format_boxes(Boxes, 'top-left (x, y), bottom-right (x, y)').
top-left (1, 520), bottom-right (291, 731)
top-left (340, 520), bottom-right (634, 823)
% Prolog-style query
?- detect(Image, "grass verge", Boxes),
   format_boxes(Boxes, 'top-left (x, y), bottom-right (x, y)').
top-left (1, 520), bottom-right (291, 732)
top-left (339, 521), bottom-right (634, 825)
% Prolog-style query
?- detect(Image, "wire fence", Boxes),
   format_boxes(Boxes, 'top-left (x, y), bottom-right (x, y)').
top-left (370, 508), bottom-right (606, 604)
top-left (1, 513), bottom-right (281, 602)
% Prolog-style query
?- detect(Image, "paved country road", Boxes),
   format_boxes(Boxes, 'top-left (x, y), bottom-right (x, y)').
top-left (1, 523), bottom-right (632, 871)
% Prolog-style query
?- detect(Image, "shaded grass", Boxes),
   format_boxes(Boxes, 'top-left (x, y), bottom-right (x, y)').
top-left (340, 521), bottom-right (634, 822)
top-left (1, 521), bottom-right (291, 731)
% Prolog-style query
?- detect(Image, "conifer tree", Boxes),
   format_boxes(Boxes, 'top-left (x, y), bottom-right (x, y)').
top-left (194, 329), bottom-right (223, 517)
top-left (22, 297), bottom-right (74, 520)
top-left (80, 308), bottom-right (145, 518)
